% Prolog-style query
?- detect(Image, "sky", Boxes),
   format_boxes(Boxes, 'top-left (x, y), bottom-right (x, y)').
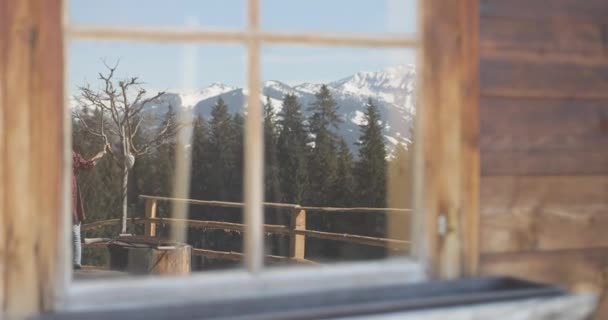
top-left (68, 0), bottom-right (417, 92)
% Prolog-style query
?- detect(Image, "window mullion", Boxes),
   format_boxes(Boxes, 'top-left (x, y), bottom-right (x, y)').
top-left (243, 0), bottom-right (264, 273)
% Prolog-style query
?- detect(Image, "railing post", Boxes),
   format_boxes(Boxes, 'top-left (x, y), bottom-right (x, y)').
top-left (145, 198), bottom-right (157, 237)
top-left (289, 206), bottom-right (306, 260)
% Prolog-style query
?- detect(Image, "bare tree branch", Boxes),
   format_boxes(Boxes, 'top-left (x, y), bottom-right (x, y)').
top-left (130, 114), bottom-right (145, 140)
top-left (73, 60), bottom-right (183, 235)
top-left (132, 114), bottom-right (181, 156)
top-left (130, 90), bottom-right (165, 119)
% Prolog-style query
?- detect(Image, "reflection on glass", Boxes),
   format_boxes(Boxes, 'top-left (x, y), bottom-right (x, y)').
top-left (69, 0), bottom-right (418, 279)
top-left (70, 42), bottom-right (247, 278)
top-left (261, 46), bottom-right (417, 265)
top-left (69, 0), bottom-right (246, 29)
top-left (261, 0), bottom-right (416, 34)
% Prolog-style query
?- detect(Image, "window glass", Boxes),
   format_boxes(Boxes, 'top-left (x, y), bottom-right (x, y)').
top-left (69, 0), bottom-right (246, 29)
top-left (261, 46), bottom-right (416, 265)
top-left (69, 41), bottom-right (247, 277)
top-left (261, 0), bottom-right (417, 34)
top-left (68, 0), bottom-right (417, 280)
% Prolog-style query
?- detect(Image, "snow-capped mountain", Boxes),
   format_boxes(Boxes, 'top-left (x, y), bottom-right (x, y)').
top-left (158, 65), bottom-right (416, 153)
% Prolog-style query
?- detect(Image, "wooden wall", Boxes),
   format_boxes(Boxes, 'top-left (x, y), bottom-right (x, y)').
top-left (0, 0), bottom-right (64, 318)
top-left (477, 0), bottom-right (608, 317)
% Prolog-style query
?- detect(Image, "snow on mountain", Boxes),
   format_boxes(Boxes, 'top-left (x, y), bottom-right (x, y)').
top-left (150, 65), bottom-right (417, 154)
top-left (330, 65), bottom-right (416, 112)
top-left (178, 83), bottom-right (237, 108)
top-left (293, 82), bottom-right (323, 96)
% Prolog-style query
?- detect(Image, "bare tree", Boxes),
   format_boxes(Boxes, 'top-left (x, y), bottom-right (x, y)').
top-left (73, 61), bottom-right (179, 235)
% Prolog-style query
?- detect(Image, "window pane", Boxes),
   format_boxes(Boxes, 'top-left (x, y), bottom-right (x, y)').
top-left (69, 0), bottom-right (246, 29)
top-left (260, 45), bottom-right (417, 266)
top-left (261, 0), bottom-right (417, 34)
top-left (69, 41), bottom-right (248, 279)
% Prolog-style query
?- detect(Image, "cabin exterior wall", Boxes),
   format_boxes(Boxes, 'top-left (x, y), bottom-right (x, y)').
top-left (478, 0), bottom-right (608, 318)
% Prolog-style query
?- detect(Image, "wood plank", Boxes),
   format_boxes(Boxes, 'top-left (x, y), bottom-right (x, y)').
top-left (480, 17), bottom-right (608, 64)
top-left (144, 198), bottom-right (157, 237)
top-left (3, 0), bottom-right (37, 316)
top-left (289, 208), bottom-right (306, 259)
top-left (139, 195), bottom-right (411, 214)
top-left (480, 98), bottom-right (608, 175)
top-left (480, 0), bottom-right (608, 23)
top-left (460, 0), bottom-right (480, 277)
top-left (1, 0), bottom-right (63, 316)
top-left (30, 0), bottom-right (64, 312)
top-left (480, 249), bottom-right (606, 318)
top-left (480, 97), bottom-right (608, 151)
top-left (191, 248), bottom-right (317, 265)
top-left (0, 0), bottom-right (6, 309)
top-left (480, 176), bottom-right (608, 254)
top-left (480, 248), bottom-right (608, 297)
top-left (480, 58), bottom-right (608, 99)
top-left (417, 0), bottom-right (479, 278)
top-left (481, 149), bottom-right (608, 176)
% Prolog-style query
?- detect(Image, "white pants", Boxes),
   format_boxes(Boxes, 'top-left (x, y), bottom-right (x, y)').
top-left (72, 223), bottom-right (81, 266)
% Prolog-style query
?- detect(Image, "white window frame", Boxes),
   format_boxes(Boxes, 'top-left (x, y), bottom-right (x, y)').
top-left (56, 0), bottom-right (470, 313)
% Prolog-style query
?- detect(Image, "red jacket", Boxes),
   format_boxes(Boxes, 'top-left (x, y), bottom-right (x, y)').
top-left (72, 151), bottom-right (96, 224)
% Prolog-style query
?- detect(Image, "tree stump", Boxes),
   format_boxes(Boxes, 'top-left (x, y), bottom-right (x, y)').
top-left (107, 236), bottom-right (191, 275)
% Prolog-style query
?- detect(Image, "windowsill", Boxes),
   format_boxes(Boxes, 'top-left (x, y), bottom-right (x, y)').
top-left (61, 258), bottom-right (426, 313)
top-left (44, 267), bottom-right (598, 319)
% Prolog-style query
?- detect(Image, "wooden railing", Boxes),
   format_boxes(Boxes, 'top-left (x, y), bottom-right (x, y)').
top-left (83, 195), bottom-right (412, 264)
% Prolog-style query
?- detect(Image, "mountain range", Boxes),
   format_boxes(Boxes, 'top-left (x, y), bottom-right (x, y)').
top-left (73, 65), bottom-right (417, 155)
top-left (154, 64), bottom-right (417, 154)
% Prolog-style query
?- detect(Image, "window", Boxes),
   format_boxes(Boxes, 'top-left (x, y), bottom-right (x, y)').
top-left (68, 0), bottom-right (419, 279)
top-left (0, 0), bottom-right (479, 316)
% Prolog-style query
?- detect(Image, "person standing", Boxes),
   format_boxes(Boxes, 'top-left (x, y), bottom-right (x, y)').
top-left (72, 146), bottom-right (108, 269)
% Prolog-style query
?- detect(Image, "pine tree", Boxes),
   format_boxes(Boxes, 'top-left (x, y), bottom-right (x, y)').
top-left (229, 112), bottom-right (244, 202)
top-left (355, 98), bottom-right (387, 208)
top-left (264, 96), bottom-right (281, 203)
top-left (332, 139), bottom-right (355, 207)
top-left (208, 97), bottom-right (238, 201)
top-left (353, 98), bottom-right (388, 239)
top-left (277, 93), bottom-right (309, 204)
top-left (202, 99), bottom-right (244, 268)
top-left (131, 105), bottom-right (179, 220)
top-left (307, 85), bottom-right (342, 206)
top-left (155, 105), bottom-right (178, 197)
top-left (190, 114), bottom-right (211, 201)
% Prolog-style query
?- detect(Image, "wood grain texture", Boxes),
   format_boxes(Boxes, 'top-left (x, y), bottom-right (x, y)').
top-left (478, 1), bottom-right (608, 318)
top-left (481, 150), bottom-right (608, 176)
top-left (460, 0), bottom-right (480, 277)
top-left (418, 0), bottom-right (479, 278)
top-left (481, 249), bottom-right (608, 291)
top-left (480, 249), bottom-right (608, 318)
top-left (480, 0), bottom-right (608, 23)
top-left (108, 244), bottom-right (191, 275)
top-left (480, 97), bottom-right (608, 152)
top-left (481, 17), bottom-right (606, 55)
top-left (144, 199), bottom-right (157, 237)
top-left (0, 0), bottom-right (6, 309)
top-left (480, 176), bottom-right (608, 254)
top-left (481, 58), bottom-right (608, 99)
top-left (480, 17), bottom-right (608, 65)
top-left (289, 208), bottom-right (306, 259)
top-left (1, 0), bottom-right (64, 316)
top-left (3, 0), bottom-right (37, 316)
top-left (31, 0), bottom-right (64, 312)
